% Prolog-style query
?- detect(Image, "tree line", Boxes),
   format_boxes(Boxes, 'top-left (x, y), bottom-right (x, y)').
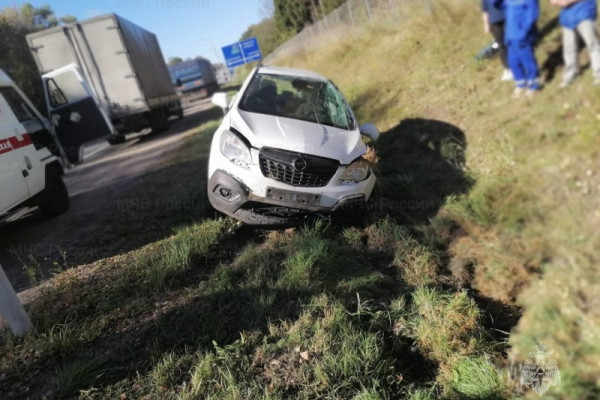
top-left (0, 3), bottom-right (76, 112)
top-left (242, 0), bottom-right (347, 58)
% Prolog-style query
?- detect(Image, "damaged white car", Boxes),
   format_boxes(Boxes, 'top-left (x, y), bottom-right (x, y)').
top-left (208, 66), bottom-right (379, 226)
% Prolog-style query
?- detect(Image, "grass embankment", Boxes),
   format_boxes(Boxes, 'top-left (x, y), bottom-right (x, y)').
top-left (1, 110), bottom-right (489, 399)
top-left (0, 1), bottom-right (598, 399)
top-left (274, 1), bottom-right (599, 398)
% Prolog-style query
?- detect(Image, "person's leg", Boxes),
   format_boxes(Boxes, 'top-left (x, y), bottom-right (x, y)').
top-left (508, 42), bottom-right (526, 88)
top-left (517, 42), bottom-right (541, 90)
top-left (490, 21), bottom-right (509, 69)
top-left (575, 19), bottom-right (600, 81)
top-left (562, 26), bottom-right (579, 86)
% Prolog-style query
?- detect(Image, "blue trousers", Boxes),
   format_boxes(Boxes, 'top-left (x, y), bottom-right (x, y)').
top-left (507, 41), bottom-right (540, 89)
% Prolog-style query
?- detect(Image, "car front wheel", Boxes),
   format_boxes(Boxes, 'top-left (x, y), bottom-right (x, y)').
top-left (37, 174), bottom-right (69, 217)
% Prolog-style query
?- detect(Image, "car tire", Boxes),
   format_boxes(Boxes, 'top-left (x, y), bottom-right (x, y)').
top-left (37, 173), bottom-right (69, 217)
top-left (66, 145), bottom-right (84, 165)
top-left (149, 108), bottom-right (169, 133)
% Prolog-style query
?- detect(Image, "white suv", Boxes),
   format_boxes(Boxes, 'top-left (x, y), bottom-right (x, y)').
top-left (0, 69), bottom-right (69, 223)
top-left (208, 66), bottom-right (379, 226)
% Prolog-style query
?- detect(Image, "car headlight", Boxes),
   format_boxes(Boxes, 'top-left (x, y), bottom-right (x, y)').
top-left (339, 158), bottom-right (370, 184)
top-left (220, 129), bottom-right (252, 168)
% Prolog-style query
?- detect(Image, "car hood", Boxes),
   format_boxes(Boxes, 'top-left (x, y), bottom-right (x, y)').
top-left (230, 109), bottom-right (366, 164)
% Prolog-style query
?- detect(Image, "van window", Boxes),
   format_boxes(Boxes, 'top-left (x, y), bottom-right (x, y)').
top-left (0, 87), bottom-right (55, 151)
top-left (46, 71), bottom-right (87, 108)
top-left (0, 87), bottom-right (37, 123)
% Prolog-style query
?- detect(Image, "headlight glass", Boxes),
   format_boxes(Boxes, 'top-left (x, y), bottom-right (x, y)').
top-left (339, 158), bottom-right (370, 183)
top-left (220, 129), bottom-right (252, 167)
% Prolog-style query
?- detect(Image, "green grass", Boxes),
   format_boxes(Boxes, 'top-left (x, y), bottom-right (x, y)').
top-left (142, 218), bottom-right (236, 290)
top-left (451, 357), bottom-right (502, 400)
top-left (2, 2), bottom-right (599, 399)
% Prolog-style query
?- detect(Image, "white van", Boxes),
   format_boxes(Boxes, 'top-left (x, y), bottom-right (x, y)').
top-left (0, 69), bottom-right (69, 222)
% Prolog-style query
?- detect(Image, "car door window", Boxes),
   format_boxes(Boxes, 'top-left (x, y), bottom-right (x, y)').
top-left (47, 71), bottom-right (88, 108)
top-left (47, 78), bottom-right (68, 108)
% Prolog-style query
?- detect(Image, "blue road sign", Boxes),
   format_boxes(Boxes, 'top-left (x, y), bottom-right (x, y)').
top-left (221, 37), bottom-right (262, 69)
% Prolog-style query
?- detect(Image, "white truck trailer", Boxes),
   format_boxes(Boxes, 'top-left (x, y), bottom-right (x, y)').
top-left (26, 14), bottom-right (183, 163)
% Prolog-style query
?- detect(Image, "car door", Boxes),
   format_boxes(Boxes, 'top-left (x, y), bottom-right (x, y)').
top-left (0, 90), bottom-right (30, 212)
top-left (0, 86), bottom-right (57, 197)
top-left (43, 66), bottom-right (113, 164)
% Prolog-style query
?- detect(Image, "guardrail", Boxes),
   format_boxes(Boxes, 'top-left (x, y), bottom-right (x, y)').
top-left (264, 0), bottom-right (432, 64)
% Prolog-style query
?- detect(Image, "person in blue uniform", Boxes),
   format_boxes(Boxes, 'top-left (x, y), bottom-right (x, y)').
top-left (495, 0), bottom-right (541, 96)
top-left (550, 0), bottom-right (600, 87)
top-left (482, 0), bottom-right (513, 81)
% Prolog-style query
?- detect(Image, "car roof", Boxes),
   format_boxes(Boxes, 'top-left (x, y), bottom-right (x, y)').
top-left (256, 66), bottom-right (328, 82)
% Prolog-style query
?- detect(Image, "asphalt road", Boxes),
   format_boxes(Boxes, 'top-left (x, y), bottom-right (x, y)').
top-left (0, 97), bottom-right (218, 294)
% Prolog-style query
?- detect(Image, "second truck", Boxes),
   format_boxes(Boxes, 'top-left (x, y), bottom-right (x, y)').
top-left (26, 13), bottom-right (183, 163)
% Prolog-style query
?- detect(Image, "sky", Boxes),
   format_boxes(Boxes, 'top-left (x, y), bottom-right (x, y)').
top-left (0, 0), bottom-right (268, 64)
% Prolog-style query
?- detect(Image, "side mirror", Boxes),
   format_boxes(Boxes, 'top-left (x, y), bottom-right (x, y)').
top-left (359, 123), bottom-right (379, 142)
top-left (176, 78), bottom-right (182, 87)
top-left (212, 92), bottom-right (229, 115)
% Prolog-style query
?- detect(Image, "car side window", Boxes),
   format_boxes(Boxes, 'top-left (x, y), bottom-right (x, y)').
top-left (47, 78), bottom-right (68, 108)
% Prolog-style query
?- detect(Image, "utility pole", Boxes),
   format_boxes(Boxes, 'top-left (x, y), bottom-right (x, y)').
top-left (0, 264), bottom-right (33, 336)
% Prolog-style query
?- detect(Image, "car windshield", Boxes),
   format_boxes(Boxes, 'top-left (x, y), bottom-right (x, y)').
top-left (239, 73), bottom-right (353, 130)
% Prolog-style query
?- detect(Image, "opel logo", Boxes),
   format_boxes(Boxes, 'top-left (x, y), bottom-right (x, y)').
top-left (292, 157), bottom-right (307, 171)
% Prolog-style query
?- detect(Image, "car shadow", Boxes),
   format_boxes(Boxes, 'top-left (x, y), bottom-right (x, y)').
top-left (368, 118), bottom-right (472, 226)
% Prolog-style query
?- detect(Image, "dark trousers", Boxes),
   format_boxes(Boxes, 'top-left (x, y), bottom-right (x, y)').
top-left (490, 21), bottom-right (508, 68)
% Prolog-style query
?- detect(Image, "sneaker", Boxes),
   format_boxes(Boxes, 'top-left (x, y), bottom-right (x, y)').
top-left (513, 87), bottom-right (525, 98)
top-left (501, 69), bottom-right (513, 82)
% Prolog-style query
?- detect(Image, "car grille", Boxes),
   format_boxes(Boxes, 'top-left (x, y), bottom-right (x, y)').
top-left (259, 148), bottom-right (338, 187)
